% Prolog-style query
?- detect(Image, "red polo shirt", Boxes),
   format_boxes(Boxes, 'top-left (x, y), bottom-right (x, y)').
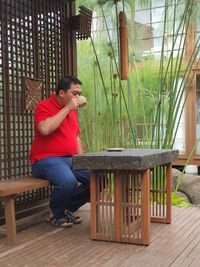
top-left (30, 93), bottom-right (80, 165)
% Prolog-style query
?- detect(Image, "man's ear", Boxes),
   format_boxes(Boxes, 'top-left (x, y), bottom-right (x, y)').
top-left (59, 89), bottom-right (65, 98)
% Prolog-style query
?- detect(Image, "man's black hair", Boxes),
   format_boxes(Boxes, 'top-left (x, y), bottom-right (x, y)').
top-left (55, 75), bottom-right (82, 95)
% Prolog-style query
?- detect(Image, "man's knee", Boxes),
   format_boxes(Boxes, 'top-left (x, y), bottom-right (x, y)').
top-left (55, 177), bottom-right (77, 193)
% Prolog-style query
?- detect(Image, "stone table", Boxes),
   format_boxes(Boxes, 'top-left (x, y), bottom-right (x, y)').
top-left (73, 149), bottom-right (179, 245)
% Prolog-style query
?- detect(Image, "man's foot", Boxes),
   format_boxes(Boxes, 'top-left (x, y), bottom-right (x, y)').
top-left (65, 210), bottom-right (83, 224)
top-left (45, 216), bottom-right (73, 228)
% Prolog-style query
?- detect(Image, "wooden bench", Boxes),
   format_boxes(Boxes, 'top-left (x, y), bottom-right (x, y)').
top-left (0, 176), bottom-right (49, 246)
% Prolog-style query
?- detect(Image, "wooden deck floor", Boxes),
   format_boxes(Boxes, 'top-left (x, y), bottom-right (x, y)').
top-left (0, 205), bottom-right (200, 267)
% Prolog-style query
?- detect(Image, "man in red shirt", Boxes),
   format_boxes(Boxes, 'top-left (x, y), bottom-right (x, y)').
top-left (30, 75), bottom-right (90, 227)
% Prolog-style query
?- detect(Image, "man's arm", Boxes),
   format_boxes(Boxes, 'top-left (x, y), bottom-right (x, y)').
top-left (76, 135), bottom-right (83, 154)
top-left (37, 98), bottom-right (79, 136)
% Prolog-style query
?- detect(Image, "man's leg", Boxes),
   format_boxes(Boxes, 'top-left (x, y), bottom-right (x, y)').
top-left (67, 169), bottom-right (91, 212)
top-left (32, 156), bottom-right (78, 219)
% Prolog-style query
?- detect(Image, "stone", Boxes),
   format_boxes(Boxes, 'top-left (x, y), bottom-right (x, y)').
top-left (172, 168), bottom-right (182, 191)
top-left (73, 149), bottom-right (179, 170)
top-left (172, 168), bottom-right (200, 205)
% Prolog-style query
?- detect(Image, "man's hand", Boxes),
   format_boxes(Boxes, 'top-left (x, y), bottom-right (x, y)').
top-left (66, 97), bottom-right (81, 111)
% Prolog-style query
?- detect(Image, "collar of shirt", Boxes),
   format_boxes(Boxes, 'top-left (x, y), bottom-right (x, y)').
top-left (50, 92), bottom-right (63, 109)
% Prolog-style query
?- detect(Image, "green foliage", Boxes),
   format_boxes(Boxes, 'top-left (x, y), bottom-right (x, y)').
top-left (172, 192), bottom-right (191, 207)
top-left (77, 0), bottom-right (199, 152)
top-left (76, 0), bottom-right (200, 209)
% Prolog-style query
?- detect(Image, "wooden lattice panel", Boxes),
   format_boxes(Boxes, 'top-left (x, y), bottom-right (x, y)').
top-left (121, 171), bottom-right (142, 243)
top-left (90, 164), bottom-right (172, 245)
top-left (150, 164), bottom-right (172, 223)
top-left (0, 0), bottom-right (75, 219)
top-left (90, 170), bottom-right (147, 244)
top-left (92, 171), bottom-right (115, 241)
top-left (71, 6), bottom-right (92, 40)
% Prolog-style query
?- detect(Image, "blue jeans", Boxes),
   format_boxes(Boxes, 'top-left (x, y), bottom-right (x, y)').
top-left (32, 156), bottom-right (90, 219)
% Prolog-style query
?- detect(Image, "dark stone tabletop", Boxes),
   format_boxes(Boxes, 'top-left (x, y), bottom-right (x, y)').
top-left (72, 149), bottom-right (179, 171)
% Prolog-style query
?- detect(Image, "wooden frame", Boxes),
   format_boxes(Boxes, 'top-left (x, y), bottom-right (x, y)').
top-left (90, 164), bottom-right (172, 246)
top-left (175, 10), bottom-right (200, 166)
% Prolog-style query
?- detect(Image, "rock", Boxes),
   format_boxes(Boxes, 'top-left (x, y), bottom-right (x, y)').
top-left (172, 168), bottom-right (200, 205)
top-left (172, 168), bottom-right (182, 191)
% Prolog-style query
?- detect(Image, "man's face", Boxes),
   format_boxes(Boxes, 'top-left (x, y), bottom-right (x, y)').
top-left (59, 83), bottom-right (82, 106)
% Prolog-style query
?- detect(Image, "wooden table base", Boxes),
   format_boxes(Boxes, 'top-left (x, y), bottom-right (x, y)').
top-left (90, 163), bottom-right (172, 245)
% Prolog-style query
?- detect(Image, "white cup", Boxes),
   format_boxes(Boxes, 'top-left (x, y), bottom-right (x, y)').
top-left (78, 95), bottom-right (87, 107)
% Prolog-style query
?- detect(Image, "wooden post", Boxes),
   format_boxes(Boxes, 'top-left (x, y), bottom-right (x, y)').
top-left (90, 171), bottom-right (96, 239)
top-left (185, 10), bottom-right (196, 158)
top-left (166, 163), bottom-right (172, 224)
top-left (4, 197), bottom-right (16, 246)
top-left (141, 169), bottom-right (151, 245)
top-left (119, 11), bottom-right (129, 80)
top-left (114, 171), bottom-right (122, 242)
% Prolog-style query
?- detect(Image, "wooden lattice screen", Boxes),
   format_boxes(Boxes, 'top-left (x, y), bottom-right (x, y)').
top-left (0, 0), bottom-right (76, 218)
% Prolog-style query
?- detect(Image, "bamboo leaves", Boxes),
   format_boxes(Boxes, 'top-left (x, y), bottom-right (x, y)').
top-left (77, 0), bottom-right (199, 152)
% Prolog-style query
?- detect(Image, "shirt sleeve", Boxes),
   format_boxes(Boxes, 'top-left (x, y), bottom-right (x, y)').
top-left (34, 102), bottom-right (51, 127)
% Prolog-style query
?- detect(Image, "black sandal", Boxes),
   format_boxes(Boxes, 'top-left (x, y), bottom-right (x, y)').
top-left (45, 216), bottom-right (73, 228)
top-left (65, 210), bottom-right (82, 224)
